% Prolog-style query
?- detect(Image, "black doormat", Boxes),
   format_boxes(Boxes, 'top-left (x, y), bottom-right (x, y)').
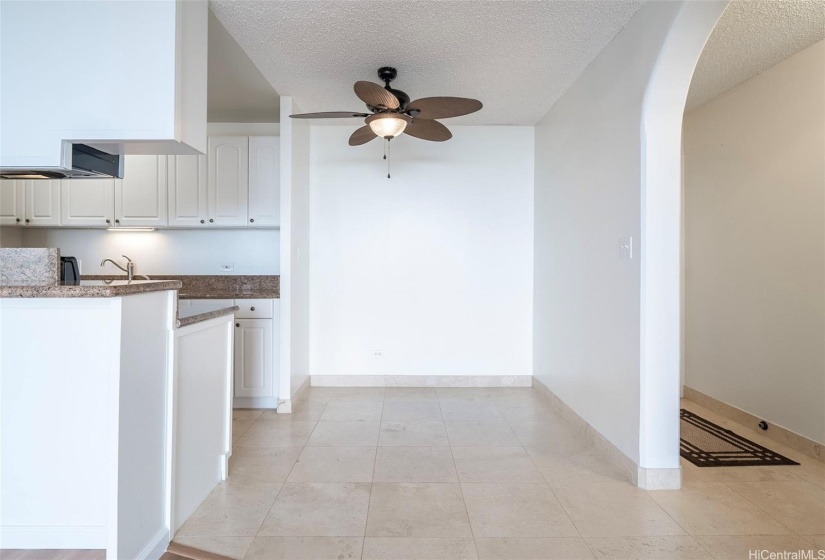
top-left (680, 409), bottom-right (799, 467)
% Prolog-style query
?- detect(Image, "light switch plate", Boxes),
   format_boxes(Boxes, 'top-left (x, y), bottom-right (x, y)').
top-left (619, 237), bottom-right (633, 259)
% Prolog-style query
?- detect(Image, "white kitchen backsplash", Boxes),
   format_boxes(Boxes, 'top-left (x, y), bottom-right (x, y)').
top-left (22, 228), bottom-right (279, 276)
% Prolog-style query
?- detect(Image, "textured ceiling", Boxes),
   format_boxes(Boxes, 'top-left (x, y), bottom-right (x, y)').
top-left (209, 0), bottom-right (643, 125)
top-left (686, 0), bottom-right (825, 110)
top-left (208, 10), bottom-right (279, 123)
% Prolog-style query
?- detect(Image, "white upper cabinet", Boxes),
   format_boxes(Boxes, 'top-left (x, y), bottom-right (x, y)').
top-left (25, 180), bottom-right (61, 226)
top-left (115, 155), bottom-right (168, 227)
top-left (0, 181), bottom-right (25, 225)
top-left (1, 0), bottom-right (207, 170)
top-left (208, 137), bottom-right (249, 227)
top-left (61, 179), bottom-right (116, 227)
top-left (248, 136), bottom-right (280, 227)
top-left (168, 155), bottom-right (208, 227)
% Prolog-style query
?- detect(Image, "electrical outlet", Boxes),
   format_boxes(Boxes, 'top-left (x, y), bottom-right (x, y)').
top-left (619, 237), bottom-right (633, 259)
top-left (220, 262), bottom-right (234, 272)
top-left (371, 350), bottom-right (384, 358)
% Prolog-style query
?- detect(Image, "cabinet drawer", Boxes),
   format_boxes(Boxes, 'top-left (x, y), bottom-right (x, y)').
top-left (234, 299), bottom-right (273, 319)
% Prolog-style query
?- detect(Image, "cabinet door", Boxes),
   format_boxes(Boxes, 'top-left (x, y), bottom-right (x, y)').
top-left (60, 179), bottom-right (115, 227)
top-left (168, 155), bottom-right (207, 227)
top-left (115, 155), bottom-right (168, 227)
top-left (208, 137), bottom-right (248, 227)
top-left (25, 180), bottom-right (61, 226)
top-left (0, 180), bottom-right (25, 226)
top-left (248, 136), bottom-right (280, 227)
top-left (233, 319), bottom-right (273, 398)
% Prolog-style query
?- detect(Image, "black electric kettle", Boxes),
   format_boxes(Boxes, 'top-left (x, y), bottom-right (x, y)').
top-left (60, 256), bottom-right (80, 285)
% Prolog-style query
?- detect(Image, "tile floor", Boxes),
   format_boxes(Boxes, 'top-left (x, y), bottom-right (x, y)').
top-left (168, 387), bottom-right (825, 560)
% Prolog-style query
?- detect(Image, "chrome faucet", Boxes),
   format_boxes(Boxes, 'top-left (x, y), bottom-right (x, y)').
top-left (100, 255), bottom-right (134, 281)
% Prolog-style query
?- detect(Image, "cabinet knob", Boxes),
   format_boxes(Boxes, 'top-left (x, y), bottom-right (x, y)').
top-left (235, 323), bottom-right (240, 327)
top-left (250, 218), bottom-right (254, 223)
top-left (105, 219), bottom-right (111, 224)
top-left (250, 306), bottom-right (255, 311)
top-left (115, 219), bottom-right (120, 224)
top-left (200, 219), bottom-right (205, 224)
top-left (209, 218), bottom-right (214, 223)
top-left (24, 219), bottom-right (30, 223)
top-left (15, 218), bottom-right (20, 223)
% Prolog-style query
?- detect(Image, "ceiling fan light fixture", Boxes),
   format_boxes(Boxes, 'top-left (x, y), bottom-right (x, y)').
top-left (367, 113), bottom-right (410, 139)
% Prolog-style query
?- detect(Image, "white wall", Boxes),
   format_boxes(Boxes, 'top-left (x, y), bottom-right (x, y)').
top-left (21, 228), bottom-right (279, 276)
top-left (533, 1), bottom-right (724, 469)
top-left (0, 227), bottom-right (21, 248)
top-left (684, 41), bottom-right (825, 444)
top-left (279, 97), bottom-right (312, 400)
top-left (309, 126), bottom-right (533, 378)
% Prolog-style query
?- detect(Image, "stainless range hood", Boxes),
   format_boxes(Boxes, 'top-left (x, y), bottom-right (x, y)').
top-left (0, 144), bottom-right (123, 180)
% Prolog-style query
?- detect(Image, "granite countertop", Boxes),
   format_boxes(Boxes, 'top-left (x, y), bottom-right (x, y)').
top-left (0, 279), bottom-right (183, 298)
top-left (178, 290), bottom-right (280, 300)
top-left (177, 302), bottom-right (239, 328)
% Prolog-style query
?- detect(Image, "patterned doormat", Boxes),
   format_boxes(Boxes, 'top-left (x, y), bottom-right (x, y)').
top-left (680, 409), bottom-right (799, 467)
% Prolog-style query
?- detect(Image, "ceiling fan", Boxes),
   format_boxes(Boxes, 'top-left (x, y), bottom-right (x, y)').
top-left (289, 67), bottom-right (483, 147)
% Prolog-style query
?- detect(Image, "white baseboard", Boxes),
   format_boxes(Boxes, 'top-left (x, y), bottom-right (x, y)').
top-left (136, 527), bottom-right (170, 560)
top-left (233, 396), bottom-right (277, 409)
top-left (0, 525), bottom-right (106, 549)
top-left (683, 386), bottom-right (824, 464)
top-left (532, 377), bottom-right (681, 490)
top-left (310, 375), bottom-right (533, 388)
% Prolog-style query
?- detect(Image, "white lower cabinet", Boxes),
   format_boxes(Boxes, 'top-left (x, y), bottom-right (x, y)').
top-left (234, 319), bottom-right (273, 398)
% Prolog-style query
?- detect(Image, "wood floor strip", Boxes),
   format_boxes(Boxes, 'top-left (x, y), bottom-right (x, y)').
top-left (165, 542), bottom-right (236, 560)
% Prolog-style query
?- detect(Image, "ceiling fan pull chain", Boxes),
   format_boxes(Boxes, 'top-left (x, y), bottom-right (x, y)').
top-left (383, 139), bottom-right (387, 160)
top-left (387, 138), bottom-right (391, 179)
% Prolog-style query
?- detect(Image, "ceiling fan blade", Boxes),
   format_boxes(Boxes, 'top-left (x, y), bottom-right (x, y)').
top-left (290, 111), bottom-right (370, 119)
top-left (349, 125), bottom-right (377, 146)
top-left (406, 97), bottom-right (482, 120)
top-left (354, 81), bottom-right (399, 110)
top-left (403, 119), bottom-right (452, 142)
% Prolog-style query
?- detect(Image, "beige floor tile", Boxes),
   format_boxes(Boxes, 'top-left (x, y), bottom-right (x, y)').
top-left (384, 388), bottom-right (439, 401)
top-left (175, 479), bottom-right (281, 537)
top-left (362, 537), bottom-right (478, 559)
top-left (647, 481), bottom-right (793, 536)
top-left (287, 446), bottom-right (376, 483)
top-left (445, 421), bottom-right (521, 447)
top-left (295, 387), bottom-right (337, 403)
top-left (261, 402), bottom-right (328, 422)
top-left (374, 447), bottom-right (458, 482)
top-left (233, 409), bottom-right (263, 422)
top-left (474, 538), bottom-right (594, 559)
top-left (330, 388), bottom-right (386, 402)
top-left (171, 536), bottom-right (253, 560)
top-left (495, 402), bottom-right (562, 424)
top-left (695, 535), bottom-right (822, 560)
top-left (320, 401), bottom-right (384, 422)
top-left (440, 400), bottom-right (503, 422)
top-left (526, 446), bottom-right (626, 484)
top-left (724, 481), bottom-right (825, 535)
top-left (244, 537), bottom-right (363, 560)
top-left (57, 553), bottom-right (105, 560)
top-left (709, 466), bottom-right (807, 483)
top-left (452, 447), bottom-right (544, 483)
top-left (584, 536), bottom-right (711, 559)
top-left (235, 421), bottom-right (316, 447)
top-left (553, 482), bottom-right (685, 537)
top-left (486, 388), bottom-right (547, 402)
top-left (366, 483), bottom-right (472, 537)
top-left (437, 389), bottom-right (498, 399)
top-left (382, 400), bottom-right (443, 422)
top-left (508, 421), bottom-right (587, 449)
top-left (258, 482), bottom-right (371, 536)
top-left (793, 462), bottom-right (825, 490)
top-left (306, 421), bottom-right (380, 447)
top-left (228, 446), bottom-right (301, 483)
top-left (461, 482), bottom-right (579, 538)
top-left (679, 459), bottom-right (720, 482)
top-left (804, 535), bottom-right (825, 548)
top-left (379, 421), bottom-right (450, 446)
top-left (232, 419), bottom-right (255, 443)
